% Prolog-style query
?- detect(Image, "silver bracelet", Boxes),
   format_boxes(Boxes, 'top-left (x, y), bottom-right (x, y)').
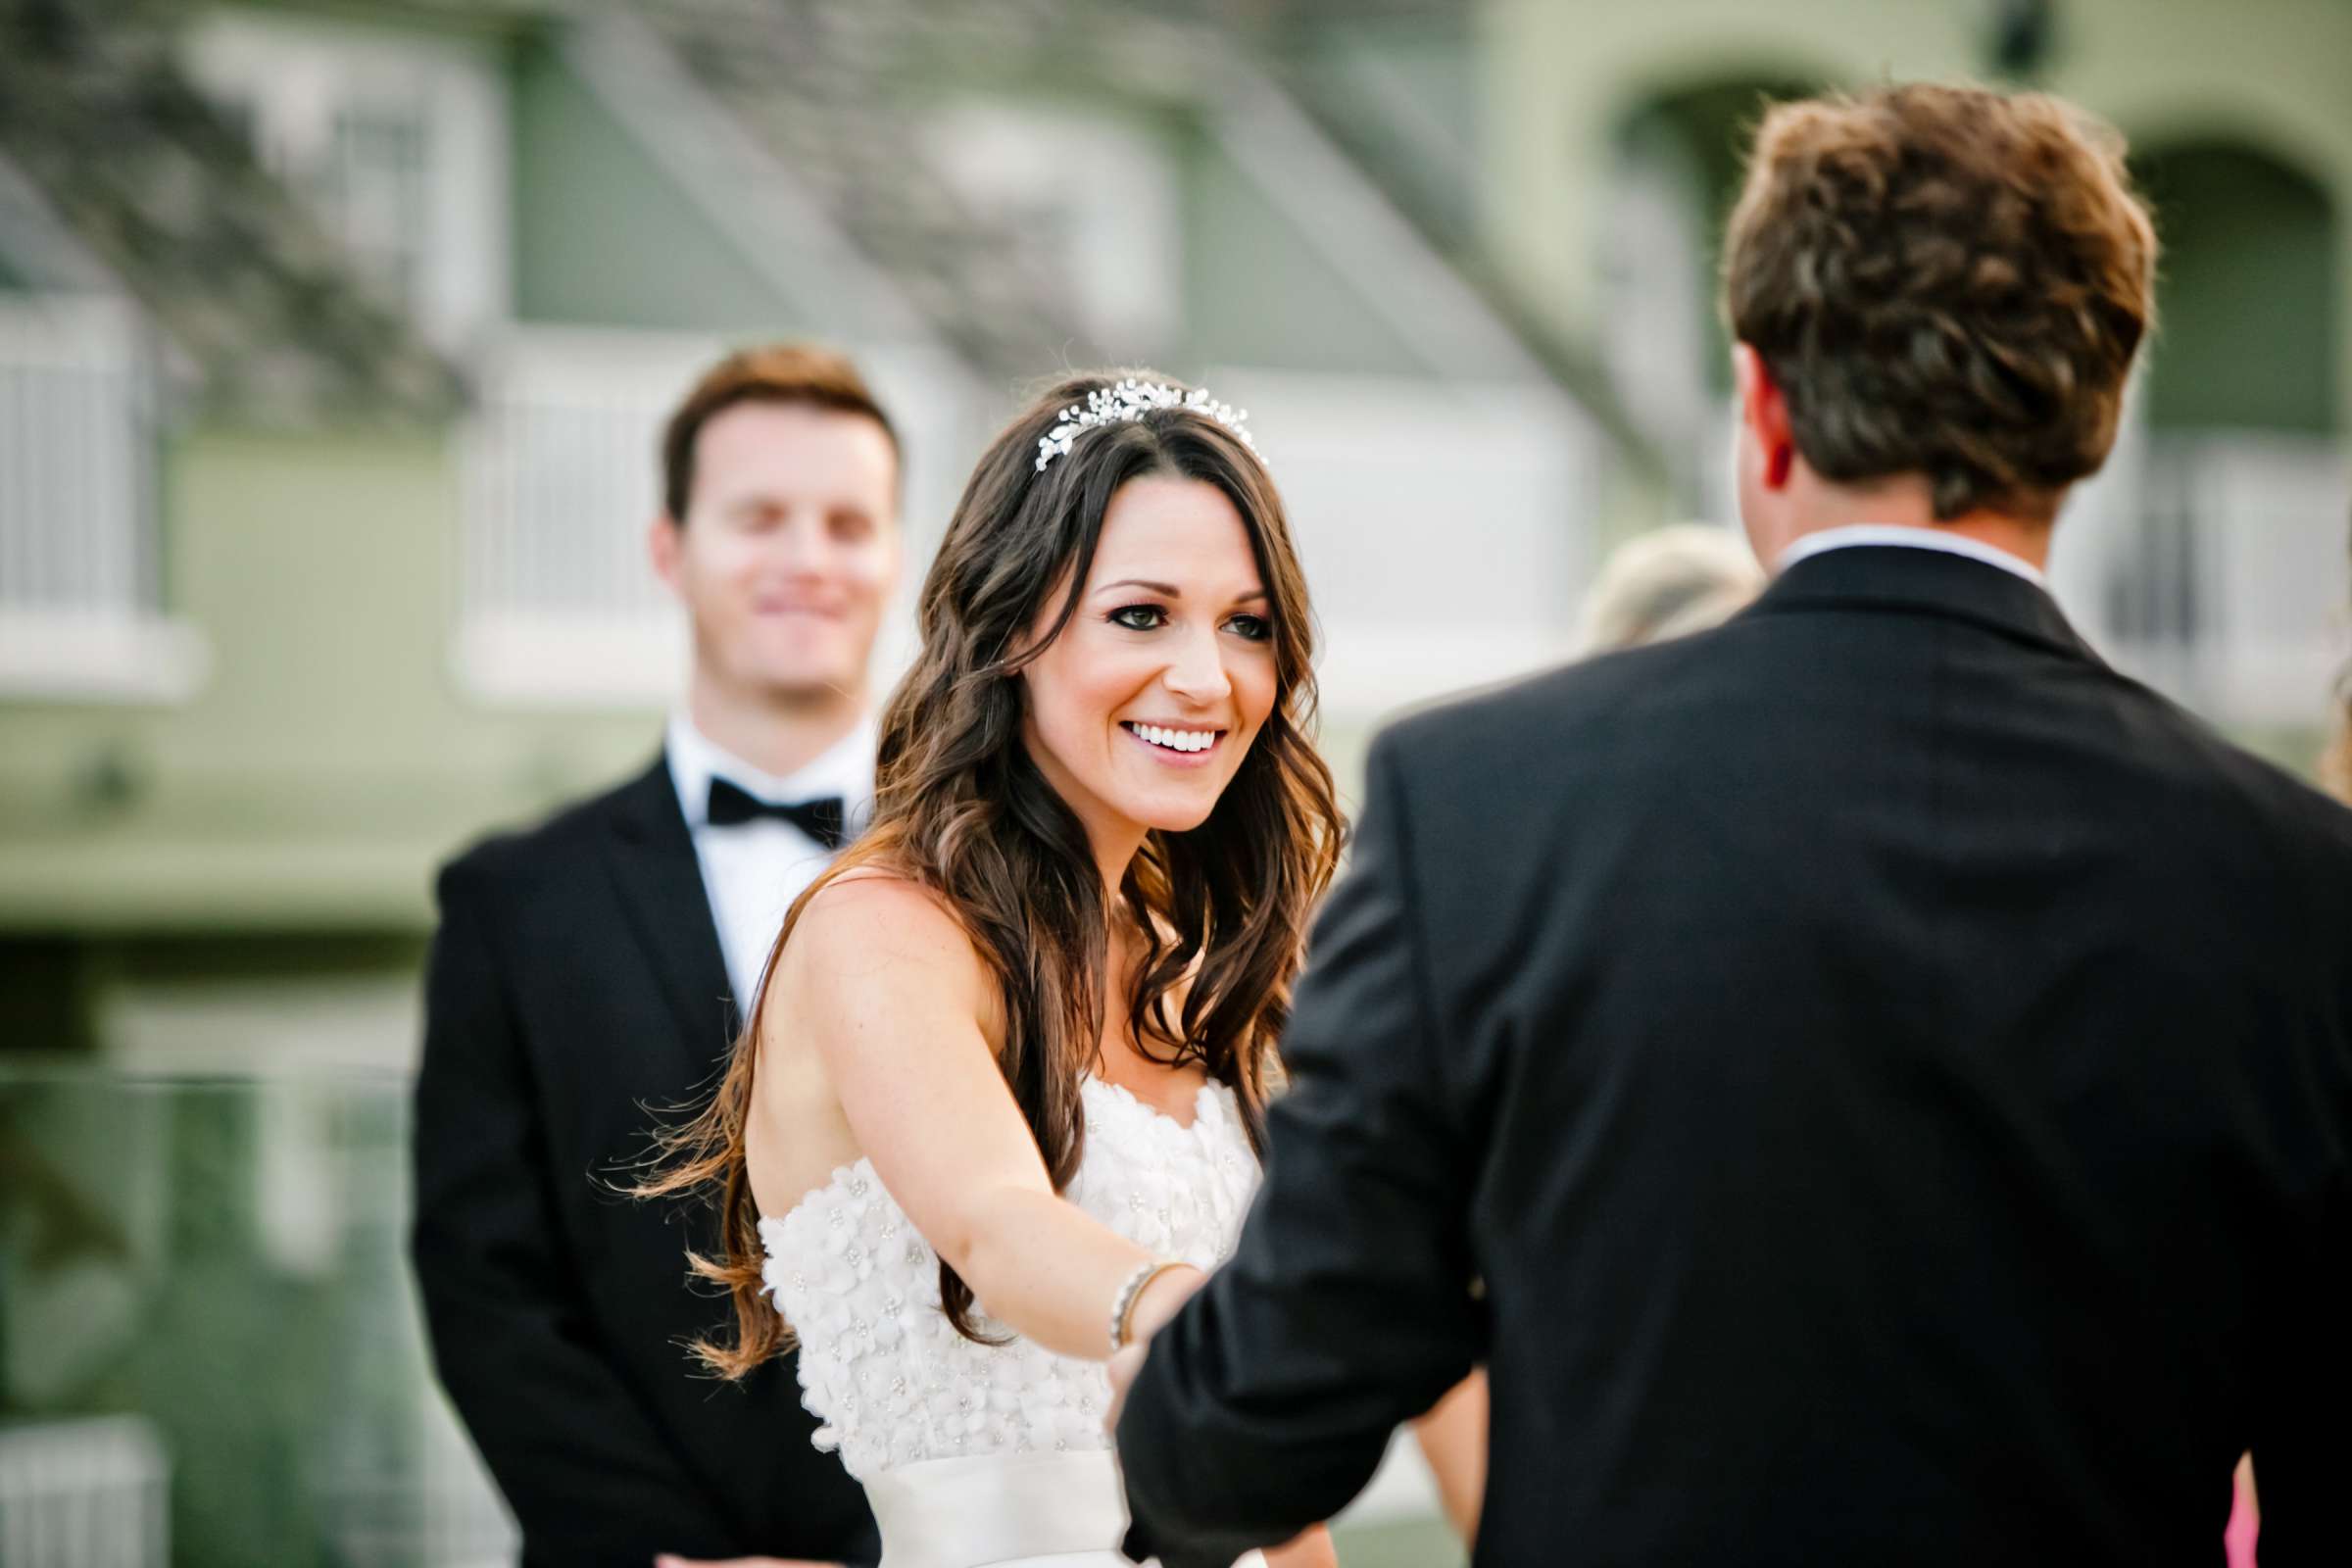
top-left (1108, 1258), bottom-right (1177, 1354)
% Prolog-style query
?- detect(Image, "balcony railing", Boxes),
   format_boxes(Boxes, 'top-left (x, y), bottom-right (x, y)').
top-left (2058, 426), bottom-right (2351, 728)
top-left (454, 326), bottom-right (710, 705)
top-left (0, 294), bottom-right (207, 702)
top-left (0, 1416), bottom-right (169, 1568)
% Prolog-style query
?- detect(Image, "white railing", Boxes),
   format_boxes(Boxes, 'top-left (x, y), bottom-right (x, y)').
top-left (2059, 427), bottom-right (2351, 728)
top-left (0, 1416), bottom-right (170, 1568)
top-left (456, 326), bottom-right (971, 707)
top-left (0, 295), bottom-right (208, 702)
top-left (455, 325), bottom-right (708, 704)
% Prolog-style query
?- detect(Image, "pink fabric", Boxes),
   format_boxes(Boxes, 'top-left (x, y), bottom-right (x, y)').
top-left (2225, 1465), bottom-right (2259, 1568)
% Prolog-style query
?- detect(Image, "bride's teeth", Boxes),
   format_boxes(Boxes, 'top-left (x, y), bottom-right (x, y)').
top-left (1129, 723), bottom-right (1215, 753)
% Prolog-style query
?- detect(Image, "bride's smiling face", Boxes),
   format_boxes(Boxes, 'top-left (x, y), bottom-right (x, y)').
top-left (1019, 473), bottom-right (1280, 860)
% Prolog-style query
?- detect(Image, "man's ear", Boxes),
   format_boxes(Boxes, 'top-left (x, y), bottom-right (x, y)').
top-left (648, 514), bottom-right (684, 596)
top-left (1734, 344), bottom-right (1795, 491)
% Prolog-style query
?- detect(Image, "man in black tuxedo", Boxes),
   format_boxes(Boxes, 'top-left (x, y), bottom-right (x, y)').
top-left (414, 345), bottom-right (905, 1567)
top-left (1111, 85), bottom-right (2352, 1565)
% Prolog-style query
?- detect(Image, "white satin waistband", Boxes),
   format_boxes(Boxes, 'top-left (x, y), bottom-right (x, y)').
top-left (864, 1448), bottom-right (1132, 1568)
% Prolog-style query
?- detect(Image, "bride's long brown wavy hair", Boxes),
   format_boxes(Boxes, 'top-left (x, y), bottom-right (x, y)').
top-left (637, 371), bottom-right (1344, 1377)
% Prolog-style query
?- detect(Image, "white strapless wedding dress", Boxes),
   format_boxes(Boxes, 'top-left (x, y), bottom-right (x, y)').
top-left (760, 1077), bottom-right (1268, 1568)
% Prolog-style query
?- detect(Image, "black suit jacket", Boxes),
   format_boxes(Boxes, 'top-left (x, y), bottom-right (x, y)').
top-left (1118, 546), bottom-right (2352, 1566)
top-left (412, 757), bottom-right (877, 1567)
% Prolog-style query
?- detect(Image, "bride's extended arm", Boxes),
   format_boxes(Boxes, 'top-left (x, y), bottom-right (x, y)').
top-left (766, 876), bottom-right (1192, 1361)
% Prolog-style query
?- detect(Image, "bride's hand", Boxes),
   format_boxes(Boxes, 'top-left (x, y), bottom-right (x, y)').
top-left (1103, 1284), bottom-right (1339, 1568)
top-left (1103, 1264), bottom-right (1206, 1435)
top-left (1105, 1342), bottom-right (1148, 1437)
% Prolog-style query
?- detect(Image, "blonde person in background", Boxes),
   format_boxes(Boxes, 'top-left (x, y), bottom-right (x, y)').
top-left (1579, 523), bottom-right (1767, 653)
top-left (1407, 522), bottom-right (1766, 1546)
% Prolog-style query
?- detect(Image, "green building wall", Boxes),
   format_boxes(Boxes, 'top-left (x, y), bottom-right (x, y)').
top-left (509, 41), bottom-right (810, 335)
top-left (1181, 125), bottom-right (1444, 380)
top-left (0, 423), bottom-right (657, 939)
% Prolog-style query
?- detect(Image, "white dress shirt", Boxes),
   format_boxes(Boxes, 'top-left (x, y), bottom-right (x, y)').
top-left (665, 711), bottom-right (877, 1012)
top-left (1777, 523), bottom-right (2047, 588)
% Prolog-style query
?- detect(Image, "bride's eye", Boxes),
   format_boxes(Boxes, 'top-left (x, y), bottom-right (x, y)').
top-left (1224, 612), bottom-right (1272, 642)
top-left (1108, 605), bottom-right (1168, 631)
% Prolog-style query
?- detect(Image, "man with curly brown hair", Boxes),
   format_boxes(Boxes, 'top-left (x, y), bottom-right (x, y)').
top-left (1720, 83), bottom-right (2153, 577)
top-left (1113, 83), bottom-right (2352, 1568)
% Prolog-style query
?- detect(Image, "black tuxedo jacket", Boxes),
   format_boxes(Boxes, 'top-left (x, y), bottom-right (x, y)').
top-left (412, 757), bottom-right (876, 1567)
top-left (1118, 546), bottom-right (2352, 1566)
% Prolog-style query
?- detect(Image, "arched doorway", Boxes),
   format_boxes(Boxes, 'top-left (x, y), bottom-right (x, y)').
top-left (2137, 140), bottom-right (2337, 433)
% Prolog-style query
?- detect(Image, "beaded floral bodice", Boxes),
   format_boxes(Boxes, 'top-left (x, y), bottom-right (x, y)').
top-left (757, 1077), bottom-right (1259, 1482)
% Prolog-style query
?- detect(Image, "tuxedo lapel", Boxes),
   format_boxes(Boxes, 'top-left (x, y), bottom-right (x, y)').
top-left (601, 755), bottom-right (739, 1084)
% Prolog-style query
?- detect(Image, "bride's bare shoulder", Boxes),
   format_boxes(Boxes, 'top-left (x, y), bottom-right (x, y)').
top-left (797, 864), bottom-right (967, 945)
top-left (773, 866), bottom-right (990, 1018)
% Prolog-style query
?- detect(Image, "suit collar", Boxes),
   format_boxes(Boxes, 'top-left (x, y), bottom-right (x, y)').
top-left (1748, 542), bottom-right (2101, 664)
top-left (1776, 523), bottom-right (2047, 588)
top-left (603, 754), bottom-right (740, 1069)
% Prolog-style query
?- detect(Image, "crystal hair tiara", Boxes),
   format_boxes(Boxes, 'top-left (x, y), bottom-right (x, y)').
top-left (1033, 378), bottom-right (1260, 472)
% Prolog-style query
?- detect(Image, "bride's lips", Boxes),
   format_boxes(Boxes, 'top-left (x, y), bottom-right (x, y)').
top-left (1120, 720), bottom-right (1226, 768)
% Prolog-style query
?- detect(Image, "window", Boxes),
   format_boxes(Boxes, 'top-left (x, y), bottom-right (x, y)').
top-left (319, 103), bottom-right (433, 314)
top-left (182, 10), bottom-right (507, 348)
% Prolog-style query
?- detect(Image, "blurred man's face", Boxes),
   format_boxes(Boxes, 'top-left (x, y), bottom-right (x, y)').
top-left (652, 402), bottom-right (901, 706)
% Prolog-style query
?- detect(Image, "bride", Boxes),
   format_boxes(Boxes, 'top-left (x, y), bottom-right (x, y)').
top-left (646, 373), bottom-right (1345, 1567)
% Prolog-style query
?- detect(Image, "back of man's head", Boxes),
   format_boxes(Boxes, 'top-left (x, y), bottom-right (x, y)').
top-left (1721, 83), bottom-right (2157, 523)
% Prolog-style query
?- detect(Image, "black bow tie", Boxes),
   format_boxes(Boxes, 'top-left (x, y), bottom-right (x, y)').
top-left (706, 777), bottom-right (850, 850)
